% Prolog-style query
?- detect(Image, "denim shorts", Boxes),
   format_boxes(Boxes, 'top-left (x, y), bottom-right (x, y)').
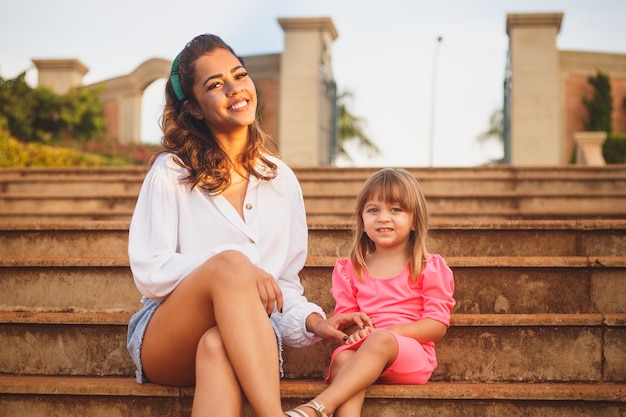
top-left (127, 299), bottom-right (284, 383)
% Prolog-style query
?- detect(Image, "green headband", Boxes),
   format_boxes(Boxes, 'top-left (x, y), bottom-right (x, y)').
top-left (170, 53), bottom-right (185, 101)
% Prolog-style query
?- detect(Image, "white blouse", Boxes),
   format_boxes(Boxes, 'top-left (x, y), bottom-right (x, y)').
top-left (128, 153), bottom-right (325, 347)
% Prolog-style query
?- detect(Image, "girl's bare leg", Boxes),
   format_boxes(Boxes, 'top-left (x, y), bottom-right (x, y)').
top-left (303, 331), bottom-right (399, 417)
top-left (141, 250), bottom-right (283, 417)
top-left (326, 350), bottom-right (365, 417)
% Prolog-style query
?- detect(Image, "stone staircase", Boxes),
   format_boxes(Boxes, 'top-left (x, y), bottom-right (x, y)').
top-left (1, 166), bottom-right (626, 416)
top-left (2, 165), bottom-right (626, 221)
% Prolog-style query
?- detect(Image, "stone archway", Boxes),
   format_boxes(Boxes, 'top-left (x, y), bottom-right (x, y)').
top-left (84, 58), bottom-right (171, 144)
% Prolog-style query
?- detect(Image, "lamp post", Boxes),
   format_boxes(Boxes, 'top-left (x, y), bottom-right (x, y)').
top-left (428, 36), bottom-right (443, 167)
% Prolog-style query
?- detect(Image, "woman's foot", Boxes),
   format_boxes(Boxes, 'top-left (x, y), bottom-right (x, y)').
top-left (284, 399), bottom-right (330, 417)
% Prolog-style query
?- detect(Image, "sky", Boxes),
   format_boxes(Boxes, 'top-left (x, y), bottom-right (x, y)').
top-left (1, 0), bottom-right (625, 167)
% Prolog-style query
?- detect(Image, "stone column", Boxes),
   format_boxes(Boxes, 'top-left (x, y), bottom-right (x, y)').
top-left (278, 17), bottom-right (338, 166)
top-left (574, 131), bottom-right (607, 166)
top-left (32, 59), bottom-right (89, 95)
top-left (506, 13), bottom-right (563, 165)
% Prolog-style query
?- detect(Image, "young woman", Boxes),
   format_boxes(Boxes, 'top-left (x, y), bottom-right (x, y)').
top-left (126, 34), bottom-right (371, 417)
top-left (286, 168), bottom-right (456, 417)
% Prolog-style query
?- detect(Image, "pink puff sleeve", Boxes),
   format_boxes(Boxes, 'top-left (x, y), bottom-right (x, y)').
top-left (419, 254), bottom-right (456, 327)
top-left (331, 258), bottom-right (360, 315)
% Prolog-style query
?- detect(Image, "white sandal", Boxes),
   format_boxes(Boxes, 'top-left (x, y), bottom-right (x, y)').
top-left (284, 399), bottom-right (331, 417)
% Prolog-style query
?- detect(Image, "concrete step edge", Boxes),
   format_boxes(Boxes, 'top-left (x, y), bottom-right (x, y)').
top-left (3, 165), bottom-right (626, 178)
top-left (3, 255), bottom-right (626, 268)
top-left (3, 190), bottom-right (626, 198)
top-left (306, 255), bottom-right (626, 268)
top-left (0, 256), bottom-right (130, 267)
top-left (2, 218), bottom-right (626, 231)
top-left (0, 375), bottom-right (624, 402)
top-left (1, 311), bottom-right (623, 327)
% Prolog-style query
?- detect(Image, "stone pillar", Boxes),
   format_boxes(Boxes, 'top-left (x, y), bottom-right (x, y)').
top-left (88, 79), bottom-right (144, 144)
top-left (278, 17), bottom-right (338, 166)
top-left (32, 59), bottom-right (89, 95)
top-left (574, 131), bottom-right (607, 166)
top-left (506, 13), bottom-right (563, 165)
top-left (116, 92), bottom-right (143, 144)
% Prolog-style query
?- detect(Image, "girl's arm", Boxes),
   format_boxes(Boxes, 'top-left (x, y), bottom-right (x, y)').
top-left (386, 318), bottom-right (448, 343)
top-left (387, 255), bottom-right (455, 343)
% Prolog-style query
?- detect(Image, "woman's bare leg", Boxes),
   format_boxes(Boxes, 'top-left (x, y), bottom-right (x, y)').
top-left (191, 327), bottom-right (243, 416)
top-left (141, 250), bottom-right (283, 417)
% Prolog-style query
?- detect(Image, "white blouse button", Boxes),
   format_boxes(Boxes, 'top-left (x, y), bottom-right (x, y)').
top-left (245, 203), bottom-right (253, 210)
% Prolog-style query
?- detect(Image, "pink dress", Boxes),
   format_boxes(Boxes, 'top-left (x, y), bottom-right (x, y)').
top-left (327, 254), bottom-right (455, 384)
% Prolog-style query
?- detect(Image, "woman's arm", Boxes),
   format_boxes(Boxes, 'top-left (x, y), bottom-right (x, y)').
top-left (305, 312), bottom-right (374, 341)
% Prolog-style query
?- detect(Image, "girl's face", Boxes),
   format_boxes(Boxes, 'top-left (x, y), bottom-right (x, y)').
top-left (189, 48), bottom-right (257, 137)
top-left (362, 197), bottom-right (413, 251)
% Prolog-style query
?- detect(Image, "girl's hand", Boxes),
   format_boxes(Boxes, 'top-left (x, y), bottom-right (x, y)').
top-left (343, 325), bottom-right (376, 344)
top-left (253, 265), bottom-right (283, 314)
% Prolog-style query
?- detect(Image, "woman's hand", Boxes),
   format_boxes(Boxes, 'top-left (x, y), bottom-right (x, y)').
top-left (306, 312), bottom-right (374, 341)
top-left (253, 265), bottom-right (283, 315)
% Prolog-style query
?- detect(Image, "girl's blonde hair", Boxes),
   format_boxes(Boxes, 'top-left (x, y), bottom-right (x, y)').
top-left (349, 168), bottom-right (429, 282)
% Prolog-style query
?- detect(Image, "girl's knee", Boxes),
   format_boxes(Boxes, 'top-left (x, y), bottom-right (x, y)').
top-left (332, 349), bottom-right (354, 369)
top-left (363, 331), bottom-right (398, 355)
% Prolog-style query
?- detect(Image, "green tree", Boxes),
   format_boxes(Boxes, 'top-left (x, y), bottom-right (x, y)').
top-left (336, 90), bottom-right (380, 162)
top-left (59, 87), bottom-right (106, 143)
top-left (0, 72), bottom-right (105, 144)
top-left (0, 72), bottom-right (38, 141)
top-left (583, 71), bottom-right (612, 133)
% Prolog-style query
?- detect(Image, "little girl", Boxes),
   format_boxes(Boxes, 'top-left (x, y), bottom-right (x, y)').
top-left (285, 168), bottom-right (456, 417)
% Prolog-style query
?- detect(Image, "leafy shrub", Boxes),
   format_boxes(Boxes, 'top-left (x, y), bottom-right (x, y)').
top-left (603, 133), bottom-right (626, 164)
top-left (0, 126), bottom-right (165, 167)
top-left (583, 71), bottom-right (612, 133)
top-left (0, 128), bottom-right (28, 167)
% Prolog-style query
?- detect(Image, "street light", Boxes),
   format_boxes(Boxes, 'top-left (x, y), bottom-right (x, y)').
top-left (428, 35), bottom-right (443, 167)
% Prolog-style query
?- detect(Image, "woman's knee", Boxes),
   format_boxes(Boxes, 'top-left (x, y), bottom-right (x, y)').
top-left (204, 251), bottom-right (254, 279)
top-left (191, 250), bottom-right (256, 291)
top-left (196, 327), bottom-right (228, 361)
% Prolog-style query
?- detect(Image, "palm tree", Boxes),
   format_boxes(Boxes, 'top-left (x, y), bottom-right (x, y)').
top-left (336, 90), bottom-right (380, 162)
top-left (476, 107), bottom-right (503, 146)
top-left (475, 107), bottom-right (504, 164)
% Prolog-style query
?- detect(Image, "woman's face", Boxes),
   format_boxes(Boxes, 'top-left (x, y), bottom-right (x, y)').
top-left (189, 48), bottom-right (257, 137)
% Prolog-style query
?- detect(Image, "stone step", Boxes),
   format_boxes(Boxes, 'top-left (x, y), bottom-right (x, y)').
top-left (305, 256), bottom-right (626, 315)
top-left (2, 165), bottom-right (625, 221)
top-left (1, 191), bottom-right (625, 221)
top-left (2, 165), bottom-right (626, 195)
top-left (305, 192), bottom-right (626, 220)
top-left (1, 219), bottom-right (625, 259)
top-left (2, 256), bottom-right (624, 315)
top-left (1, 375), bottom-right (624, 417)
top-left (0, 311), bottom-right (623, 383)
